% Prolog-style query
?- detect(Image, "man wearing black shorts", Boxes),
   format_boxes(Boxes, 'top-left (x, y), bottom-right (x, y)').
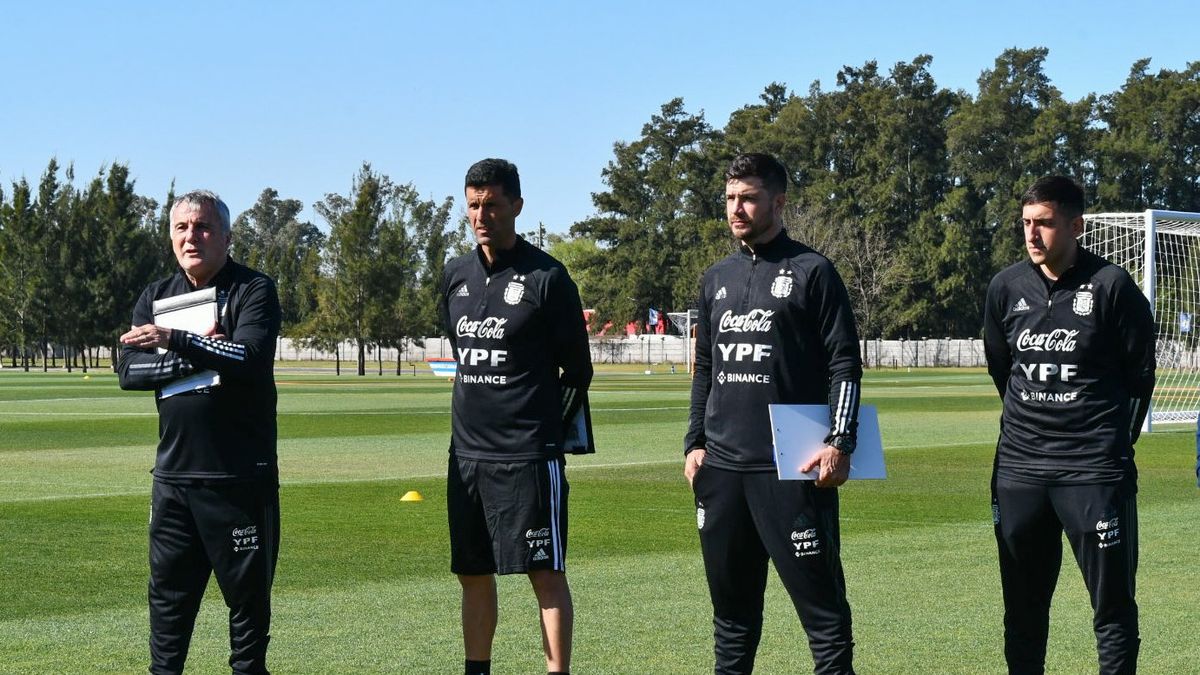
top-left (686, 153), bottom-right (862, 674)
top-left (440, 159), bottom-right (592, 675)
top-left (117, 190), bottom-right (282, 674)
top-left (984, 176), bottom-right (1155, 674)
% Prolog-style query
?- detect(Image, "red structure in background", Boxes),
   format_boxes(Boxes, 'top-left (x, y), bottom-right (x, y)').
top-left (582, 310), bottom-right (669, 337)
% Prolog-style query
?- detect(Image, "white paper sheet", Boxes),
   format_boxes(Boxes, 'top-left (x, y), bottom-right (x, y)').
top-left (769, 404), bottom-right (886, 480)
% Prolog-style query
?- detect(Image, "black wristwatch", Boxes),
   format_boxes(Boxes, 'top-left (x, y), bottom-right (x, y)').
top-left (829, 435), bottom-right (855, 456)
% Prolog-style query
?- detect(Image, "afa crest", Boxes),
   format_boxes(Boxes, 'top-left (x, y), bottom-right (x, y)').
top-left (504, 275), bottom-right (527, 305)
top-left (770, 269), bottom-right (794, 299)
top-left (1073, 283), bottom-right (1094, 316)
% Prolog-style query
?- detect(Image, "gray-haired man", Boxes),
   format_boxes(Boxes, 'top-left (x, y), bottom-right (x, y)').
top-left (118, 190), bottom-right (282, 674)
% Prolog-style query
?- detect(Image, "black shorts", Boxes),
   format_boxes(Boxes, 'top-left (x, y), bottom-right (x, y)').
top-left (447, 454), bottom-right (569, 575)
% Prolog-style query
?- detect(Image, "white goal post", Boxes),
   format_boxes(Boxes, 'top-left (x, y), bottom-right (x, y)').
top-left (667, 310), bottom-right (699, 374)
top-left (1081, 210), bottom-right (1200, 429)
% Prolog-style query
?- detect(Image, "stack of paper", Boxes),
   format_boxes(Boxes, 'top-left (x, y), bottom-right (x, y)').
top-left (152, 288), bottom-right (221, 398)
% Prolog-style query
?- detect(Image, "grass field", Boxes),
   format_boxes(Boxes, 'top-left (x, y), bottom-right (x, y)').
top-left (1, 366), bottom-right (1196, 674)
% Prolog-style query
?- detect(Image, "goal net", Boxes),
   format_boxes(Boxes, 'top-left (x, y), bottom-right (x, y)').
top-left (668, 310), bottom-right (699, 374)
top-left (1081, 210), bottom-right (1200, 428)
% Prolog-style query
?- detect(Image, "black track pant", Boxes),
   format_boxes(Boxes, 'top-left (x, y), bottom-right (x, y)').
top-left (693, 465), bottom-right (854, 674)
top-left (149, 481), bottom-right (280, 675)
top-left (992, 475), bottom-right (1139, 675)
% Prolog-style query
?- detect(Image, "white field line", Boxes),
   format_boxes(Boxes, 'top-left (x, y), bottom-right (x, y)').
top-left (2, 491), bottom-right (147, 503)
top-left (3, 460), bottom-right (683, 503)
top-left (0, 412), bottom-right (159, 416)
top-left (267, 405), bottom-right (691, 415)
top-left (0, 443), bottom-right (994, 505)
top-left (616, 510), bottom-right (989, 528)
top-left (0, 479), bottom-right (142, 488)
top-left (0, 406), bottom-right (691, 417)
top-left (840, 516), bottom-right (988, 528)
top-left (0, 459), bottom-right (678, 504)
top-left (0, 396), bottom-right (133, 404)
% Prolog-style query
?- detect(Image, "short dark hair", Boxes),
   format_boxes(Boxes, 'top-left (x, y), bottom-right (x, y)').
top-left (725, 153), bottom-right (788, 195)
top-left (1021, 176), bottom-right (1084, 219)
top-left (465, 158), bottom-right (521, 200)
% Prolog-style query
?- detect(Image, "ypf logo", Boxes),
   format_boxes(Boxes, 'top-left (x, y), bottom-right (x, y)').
top-left (1095, 516), bottom-right (1121, 549)
top-left (232, 525), bottom-right (259, 553)
top-left (790, 528), bottom-right (821, 557)
top-left (525, 527), bottom-right (552, 562)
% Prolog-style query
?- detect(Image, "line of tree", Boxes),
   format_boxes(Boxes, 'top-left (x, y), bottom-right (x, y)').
top-left (0, 160), bottom-right (165, 371)
top-left (0, 161), bottom-right (460, 374)
top-left (569, 49), bottom-right (1200, 338)
top-left (2, 48), bottom-right (1198, 371)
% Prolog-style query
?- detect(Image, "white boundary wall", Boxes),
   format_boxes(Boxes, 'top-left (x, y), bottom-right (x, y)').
top-left (20, 336), bottom-right (1197, 371)
top-left (271, 336), bottom-right (997, 369)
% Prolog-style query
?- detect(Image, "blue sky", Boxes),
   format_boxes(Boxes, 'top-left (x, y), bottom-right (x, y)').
top-left (2, 1), bottom-right (1197, 234)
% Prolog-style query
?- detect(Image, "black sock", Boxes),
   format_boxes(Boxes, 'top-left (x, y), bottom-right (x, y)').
top-left (548, 671), bottom-right (569, 675)
top-left (465, 659), bottom-right (490, 675)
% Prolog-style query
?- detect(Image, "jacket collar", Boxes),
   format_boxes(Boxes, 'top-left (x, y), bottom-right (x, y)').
top-left (1025, 245), bottom-right (1101, 286)
top-left (476, 236), bottom-right (528, 273)
top-left (178, 256), bottom-right (235, 290)
top-left (738, 229), bottom-right (790, 258)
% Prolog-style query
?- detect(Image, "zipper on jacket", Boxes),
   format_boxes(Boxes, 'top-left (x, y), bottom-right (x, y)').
top-left (1041, 273), bottom-right (1055, 318)
top-left (480, 266), bottom-right (492, 314)
top-left (740, 253), bottom-right (758, 312)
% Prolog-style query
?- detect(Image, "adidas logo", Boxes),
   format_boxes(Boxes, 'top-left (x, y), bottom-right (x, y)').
top-left (715, 286), bottom-right (727, 300)
top-left (1012, 297), bottom-right (1030, 312)
top-left (532, 548), bottom-right (549, 562)
top-left (456, 285), bottom-right (470, 297)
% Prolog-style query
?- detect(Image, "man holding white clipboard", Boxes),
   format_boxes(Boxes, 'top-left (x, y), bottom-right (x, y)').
top-left (685, 154), bottom-right (862, 674)
top-left (117, 190), bottom-right (282, 674)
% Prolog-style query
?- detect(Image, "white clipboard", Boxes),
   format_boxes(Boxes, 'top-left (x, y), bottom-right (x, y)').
top-left (768, 404), bottom-right (886, 480)
top-left (152, 288), bottom-right (221, 398)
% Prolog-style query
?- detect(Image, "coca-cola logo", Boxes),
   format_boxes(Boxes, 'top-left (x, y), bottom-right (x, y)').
top-left (1016, 328), bottom-right (1078, 353)
top-left (717, 309), bottom-right (775, 333)
top-left (456, 316), bottom-right (507, 339)
top-left (791, 528), bottom-right (817, 541)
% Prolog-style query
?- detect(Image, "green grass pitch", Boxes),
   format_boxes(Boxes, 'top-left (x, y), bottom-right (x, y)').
top-left (1, 367), bottom-right (1196, 673)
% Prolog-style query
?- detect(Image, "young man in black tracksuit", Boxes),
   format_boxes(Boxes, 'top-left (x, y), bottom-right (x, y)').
top-left (440, 159), bottom-right (592, 675)
top-left (686, 153), bottom-right (862, 674)
top-left (117, 190), bottom-right (282, 675)
top-left (984, 176), bottom-right (1155, 674)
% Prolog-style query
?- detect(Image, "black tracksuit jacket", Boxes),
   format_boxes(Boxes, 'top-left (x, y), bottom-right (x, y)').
top-left (983, 247), bottom-right (1156, 484)
top-left (117, 259), bottom-right (281, 483)
top-left (685, 230), bottom-right (863, 471)
top-left (440, 238), bottom-right (592, 462)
